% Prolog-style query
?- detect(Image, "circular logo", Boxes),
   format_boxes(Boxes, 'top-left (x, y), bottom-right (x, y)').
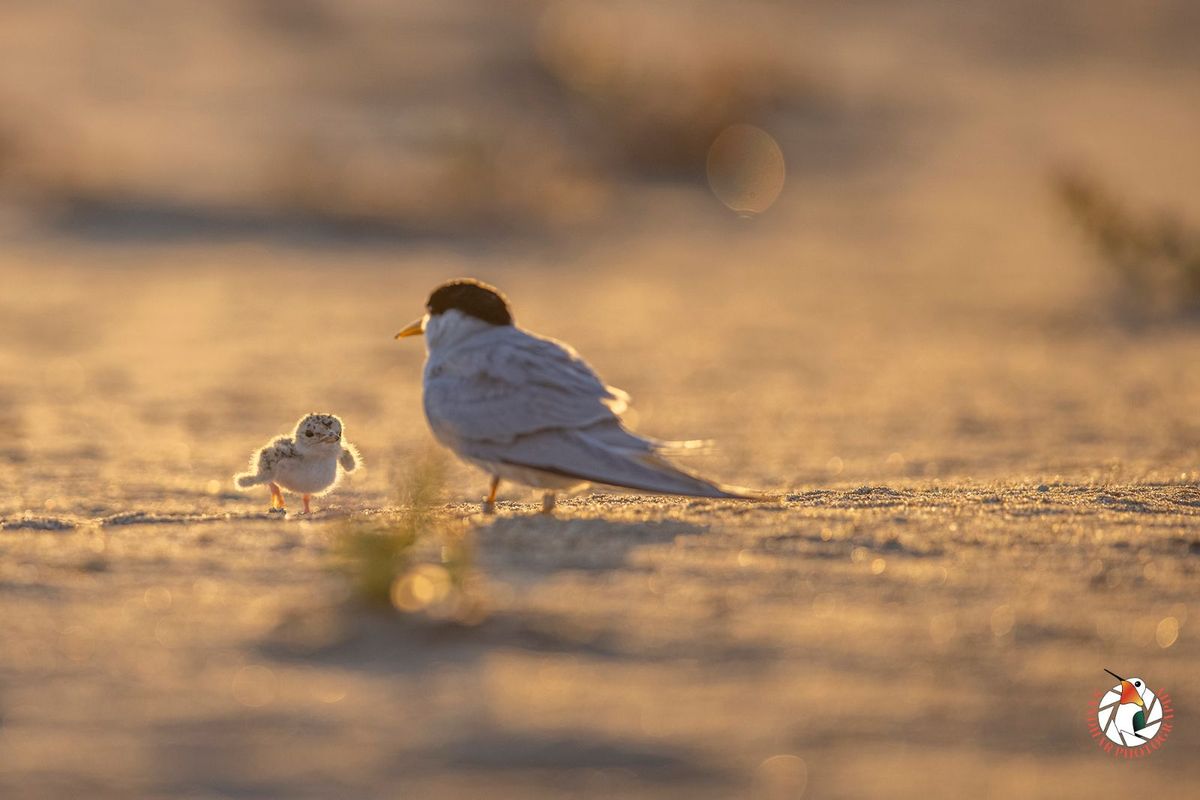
top-left (1088, 669), bottom-right (1173, 758)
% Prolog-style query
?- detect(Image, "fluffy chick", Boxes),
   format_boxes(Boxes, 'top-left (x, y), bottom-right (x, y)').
top-left (234, 413), bottom-right (362, 513)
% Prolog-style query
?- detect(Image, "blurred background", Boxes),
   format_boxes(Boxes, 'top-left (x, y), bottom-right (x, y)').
top-left (3, 0), bottom-right (1200, 503)
top-left (1, 0), bottom-right (1197, 235)
top-left (2, 0), bottom-right (1200, 512)
top-left (2, 2), bottom-right (1199, 798)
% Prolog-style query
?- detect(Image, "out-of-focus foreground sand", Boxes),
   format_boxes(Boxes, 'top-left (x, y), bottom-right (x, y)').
top-left (2, 1), bottom-right (1200, 798)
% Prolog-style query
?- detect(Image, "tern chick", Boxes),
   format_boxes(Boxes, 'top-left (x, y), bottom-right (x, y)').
top-left (234, 413), bottom-right (362, 514)
top-left (395, 278), bottom-right (749, 514)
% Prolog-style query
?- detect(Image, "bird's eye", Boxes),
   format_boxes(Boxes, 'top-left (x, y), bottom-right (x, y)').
top-left (305, 431), bottom-right (313, 437)
top-left (1134, 681), bottom-right (1141, 687)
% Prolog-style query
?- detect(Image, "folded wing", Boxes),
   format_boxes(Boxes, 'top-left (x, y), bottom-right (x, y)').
top-left (475, 420), bottom-right (747, 498)
top-left (425, 327), bottom-right (747, 499)
top-left (424, 326), bottom-right (628, 445)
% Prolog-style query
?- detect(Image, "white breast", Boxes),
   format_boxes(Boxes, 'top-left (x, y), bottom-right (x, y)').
top-left (273, 455), bottom-right (340, 494)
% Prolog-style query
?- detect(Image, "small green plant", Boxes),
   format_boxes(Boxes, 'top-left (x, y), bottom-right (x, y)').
top-left (334, 449), bottom-right (486, 623)
top-left (335, 518), bottom-right (420, 607)
top-left (1054, 169), bottom-right (1200, 319)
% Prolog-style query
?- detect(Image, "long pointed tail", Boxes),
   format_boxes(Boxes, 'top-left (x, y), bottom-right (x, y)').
top-left (491, 421), bottom-right (760, 500)
top-left (504, 442), bottom-right (757, 500)
top-left (625, 452), bottom-right (756, 499)
top-left (583, 424), bottom-right (755, 498)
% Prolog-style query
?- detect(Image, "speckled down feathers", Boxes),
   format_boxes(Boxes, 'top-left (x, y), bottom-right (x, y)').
top-left (233, 414), bottom-right (361, 496)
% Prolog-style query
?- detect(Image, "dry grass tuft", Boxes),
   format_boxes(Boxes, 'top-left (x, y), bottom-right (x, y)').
top-left (334, 450), bottom-right (487, 624)
top-left (334, 517), bottom-right (420, 607)
top-left (1055, 168), bottom-right (1200, 319)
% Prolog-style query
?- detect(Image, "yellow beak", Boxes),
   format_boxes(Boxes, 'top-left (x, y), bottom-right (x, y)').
top-left (395, 318), bottom-right (424, 339)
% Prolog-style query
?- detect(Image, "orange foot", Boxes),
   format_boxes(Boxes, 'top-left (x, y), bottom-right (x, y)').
top-left (482, 476), bottom-right (500, 515)
top-left (302, 494), bottom-right (312, 514)
top-left (269, 482), bottom-right (286, 513)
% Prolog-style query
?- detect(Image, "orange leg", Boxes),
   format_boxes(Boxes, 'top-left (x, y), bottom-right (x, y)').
top-left (482, 476), bottom-right (499, 514)
top-left (302, 494), bottom-right (312, 514)
top-left (269, 482), bottom-right (285, 511)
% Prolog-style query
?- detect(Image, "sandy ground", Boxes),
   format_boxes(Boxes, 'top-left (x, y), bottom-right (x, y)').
top-left (2, 242), bottom-right (1198, 798)
top-left (2, 1), bottom-right (1200, 798)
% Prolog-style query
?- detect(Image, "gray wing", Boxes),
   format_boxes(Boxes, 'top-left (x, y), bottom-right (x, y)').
top-left (468, 420), bottom-right (748, 499)
top-left (424, 327), bottom-right (745, 499)
top-left (424, 326), bottom-right (629, 445)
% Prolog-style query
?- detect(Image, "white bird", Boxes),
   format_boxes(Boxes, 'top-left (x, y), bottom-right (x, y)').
top-left (234, 413), bottom-right (362, 514)
top-left (395, 278), bottom-right (749, 513)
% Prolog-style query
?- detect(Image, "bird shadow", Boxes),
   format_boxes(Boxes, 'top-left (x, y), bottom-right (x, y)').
top-left (255, 509), bottom-right (781, 677)
top-left (472, 513), bottom-right (707, 575)
top-left (146, 711), bottom-right (733, 796)
top-left (396, 725), bottom-right (734, 786)
top-left (260, 601), bottom-right (780, 679)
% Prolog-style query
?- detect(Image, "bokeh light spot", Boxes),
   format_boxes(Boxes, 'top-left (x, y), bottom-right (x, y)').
top-left (311, 675), bottom-right (348, 705)
top-left (990, 604), bottom-right (1015, 637)
top-left (59, 626), bottom-right (93, 664)
top-left (811, 593), bottom-right (838, 618)
top-left (143, 587), bottom-right (173, 612)
top-left (929, 613), bottom-right (957, 646)
top-left (1156, 616), bottom-right (1180, 649)
top-left (391, 564), bottom-right (453, 612)
top-left (232, 665), bottom-right (277, 708)
top-left (756, 754), bottom-right (808, 800)
top-left (706, 124), bottom-right (786, 216)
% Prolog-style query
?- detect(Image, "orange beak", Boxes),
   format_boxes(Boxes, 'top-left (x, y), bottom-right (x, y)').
top-left (1119, 681), bottom-right (1144, 707)
top-left (394, 317), bottom-right (424, 339)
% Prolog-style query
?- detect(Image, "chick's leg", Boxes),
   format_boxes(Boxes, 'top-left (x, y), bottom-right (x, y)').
top-left (482, 476), bottom-right (499, 515)
top-left (541, 492), bottom-right (557, 515)
top-left (302, 494), bottom-right (312, 514)
top-left (269, 482), bottom-right (286, 512)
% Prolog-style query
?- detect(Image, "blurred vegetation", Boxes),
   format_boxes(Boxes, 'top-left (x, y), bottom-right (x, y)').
top-left (535, 0), bottom-right (808, 178)
top-left (335, 450), bottom-right (486, 624)
top-left (0, 0), bottom-right (812, 237)
top-left (1054, 169), bottom-right (1200, 320)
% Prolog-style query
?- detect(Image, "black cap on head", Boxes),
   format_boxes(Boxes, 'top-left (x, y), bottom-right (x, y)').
top-left (426, 279), bottom-right (513, 326)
